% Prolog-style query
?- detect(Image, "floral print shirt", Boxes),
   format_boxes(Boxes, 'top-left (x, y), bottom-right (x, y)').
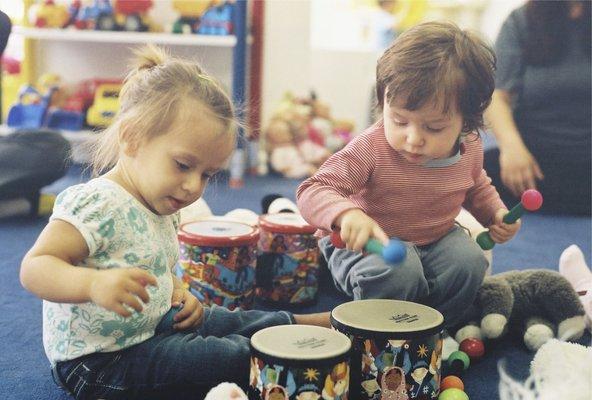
top-left (43, 178), bottom-right (179, 364)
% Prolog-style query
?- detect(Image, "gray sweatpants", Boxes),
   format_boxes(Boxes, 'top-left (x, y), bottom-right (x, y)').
top-left (319, 225), bottom-right (488, 327)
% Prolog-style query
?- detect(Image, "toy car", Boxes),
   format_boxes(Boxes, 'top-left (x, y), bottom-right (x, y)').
top-left (86, 83), bottom-right (122, 127)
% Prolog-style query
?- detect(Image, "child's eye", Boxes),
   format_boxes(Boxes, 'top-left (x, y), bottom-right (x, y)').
top-left (175, 160), bottom-right (190, 171)
top-left (394, 120), bottom-right (408, 127)
top-left (426, 126), bottom-right (445, 133)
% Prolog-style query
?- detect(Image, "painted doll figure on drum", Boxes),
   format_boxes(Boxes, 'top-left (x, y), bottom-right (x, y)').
top-left (20, 45), bottom-right (330, 400)
top-left (298, 21), bottom-right (521, 328)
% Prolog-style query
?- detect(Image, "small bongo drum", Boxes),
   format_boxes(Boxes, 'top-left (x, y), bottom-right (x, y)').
top-left (249, 324), bottom-right (352, 400)
top-left (176, 220), bottom-right (259, 310)
top-left (331, 300), bottom-right (444, 400)
top-left (257, 213), bottom-right (320, 305)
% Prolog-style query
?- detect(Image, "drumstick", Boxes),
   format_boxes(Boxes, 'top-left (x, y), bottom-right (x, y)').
top-left (476, 189), bottom-right (543, 250)
top-left (330, 230), bottom-right (406, 264)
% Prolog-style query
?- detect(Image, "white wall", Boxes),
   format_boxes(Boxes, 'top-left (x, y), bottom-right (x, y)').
top-left (261, 0), bottom-right (526, 136)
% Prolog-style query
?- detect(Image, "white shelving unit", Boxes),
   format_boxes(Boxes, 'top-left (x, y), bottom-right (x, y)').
top-left (12, 26), bottom-right (237, 47)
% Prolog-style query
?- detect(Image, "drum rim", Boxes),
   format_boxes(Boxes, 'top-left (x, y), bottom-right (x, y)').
top-left (330, 299), bottom-right (445, 339)
top-left (250, 325), bottom-right (352, 362)
top-left (259, 214), bottom-right (317, 234)
top-left (250, 345), bottom-right (351, 368)
top-left (178, 221), bottom-right (260, 246)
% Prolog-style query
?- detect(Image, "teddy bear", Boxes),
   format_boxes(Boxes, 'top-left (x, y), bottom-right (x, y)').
top-left (454, 270), bottom-right (587, 351)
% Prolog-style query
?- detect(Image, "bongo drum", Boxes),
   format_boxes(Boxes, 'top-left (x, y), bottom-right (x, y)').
top-left (331, 300), bottom-right (444, 400)
top-left (249, 325), bottom-right (352, 400)
top-left (257, 213), bottom-right (320, 305)
top-left (177, 220), bottom-right (259, 310)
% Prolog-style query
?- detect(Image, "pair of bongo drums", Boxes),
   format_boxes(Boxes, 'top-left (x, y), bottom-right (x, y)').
top-left (249, 300), bottom-right (444, 400)
top-left (176, 213), bottom-right (321, 310)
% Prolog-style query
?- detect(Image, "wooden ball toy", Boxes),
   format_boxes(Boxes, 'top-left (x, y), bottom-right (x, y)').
top-left (330, 230), bottom-right (406, 264)
top-left (438, 388), bottom-right (469, 400)
top-left (441, 375), bottom-right (464, 391)
top-left (447, 350), bottom-right (470, 377)
top-left (459, 338), bottom-right (485, 362)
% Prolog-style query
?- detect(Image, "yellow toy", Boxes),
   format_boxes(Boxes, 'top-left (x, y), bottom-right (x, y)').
top-left (30, 0), bottom-right (70, 28)
top-left (172, 0), bottom-right (212, 34)
top-left (86, 83), bottom-right (122, 127)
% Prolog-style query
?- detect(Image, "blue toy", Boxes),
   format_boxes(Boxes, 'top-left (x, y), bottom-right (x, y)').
top-left (198, 1), bottom-right (234, 35)
top-left (330, 230), bottom-right (407, 264)
top-left (7, 85), bottom-right (56, 129)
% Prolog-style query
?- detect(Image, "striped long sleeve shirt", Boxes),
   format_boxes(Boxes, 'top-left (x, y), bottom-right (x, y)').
top-left (296, 122), bottom-right (505, 245)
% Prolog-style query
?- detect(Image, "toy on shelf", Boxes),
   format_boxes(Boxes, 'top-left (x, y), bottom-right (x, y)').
top-left (70, 0), bottom-right (154, 32)
top-left (172, 0), bottom-right (211, 34)
top-left (7, 84), bottom-right (57, 129)
top-left (454, 270), bottom-right (586, 351)
top-left (330, 229), bottom-right (406, 264)
top-left (86, 82), bottom-right (122, 127)
top-left (30, 0), bottom-right (70, 28)
top-left (198, 0), bottom-right (234, 35)
top-left (476, 189), bottom-right (543, 250)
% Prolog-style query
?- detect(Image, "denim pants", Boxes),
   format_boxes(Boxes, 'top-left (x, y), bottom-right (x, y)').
top-left (51, 305), bottom-right (294, 400)
top-left (319, 225), bottom-right (488, 328)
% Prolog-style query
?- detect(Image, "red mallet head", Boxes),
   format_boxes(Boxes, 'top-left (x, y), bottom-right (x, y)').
top-left (459, 338), bottom-right (485, 362)
top-left (521, 189), bottom-right (543, 211)
top-left (330, 230), bottom-right (346, 249)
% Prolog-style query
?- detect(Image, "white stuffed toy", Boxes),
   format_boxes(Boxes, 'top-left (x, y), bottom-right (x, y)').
top-left (559, 244), bottom-right (592, 329)
top-left (204, 382), bottom-right (248, 400)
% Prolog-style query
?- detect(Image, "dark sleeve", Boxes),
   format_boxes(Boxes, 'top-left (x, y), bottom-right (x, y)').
top-left (494, 7), bottom-right (527, 94)
top-left (0, 11), bottom-right (12, 56)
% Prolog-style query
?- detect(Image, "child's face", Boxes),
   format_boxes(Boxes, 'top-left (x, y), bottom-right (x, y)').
top-left (123, 107), bottom-right (233, 215)
top-left (383, 96), bottom-right (463, 165)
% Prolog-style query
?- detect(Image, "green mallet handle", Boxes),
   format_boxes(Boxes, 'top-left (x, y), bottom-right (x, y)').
top-left (365, 238), bottom-right (384, 256)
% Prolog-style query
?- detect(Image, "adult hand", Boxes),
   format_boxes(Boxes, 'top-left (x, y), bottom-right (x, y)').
top-left (488, 208), bottom-right (521, 244)
top-left (336, 209), bottom-right (389, 252)
top-left (499, 144), bottom-right (544, 197)
top-left (89, 268), bottom-right (157, 317)
top-left (170, 288), bottom-right (204, 330)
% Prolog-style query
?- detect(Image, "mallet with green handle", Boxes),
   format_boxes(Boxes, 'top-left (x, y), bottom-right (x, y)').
top-left (476, 189), bottom-right (543, 250)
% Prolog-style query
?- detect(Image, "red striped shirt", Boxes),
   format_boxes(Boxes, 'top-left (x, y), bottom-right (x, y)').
top-left (297, 122), bottom-right (505, 245)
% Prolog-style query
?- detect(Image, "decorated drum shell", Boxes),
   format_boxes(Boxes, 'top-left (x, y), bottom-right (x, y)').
top-left (176, 220), bottom-right (259, 310)
top-left (249, 324), bottom-right (352, 400)
top-left (257, 213), bottom-right (320, 304)
top-left (331, 300), bottom-right (445, 400)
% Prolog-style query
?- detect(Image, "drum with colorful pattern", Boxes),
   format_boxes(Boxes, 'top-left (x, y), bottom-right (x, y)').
top-left (176, 220), bottom-right (259, 310)
top-left (331, 300), bottom-right (444, 400)
top-left (257, 213), bottom-right (320, 304)
top-left (249, 324), bottom-right (352, 400)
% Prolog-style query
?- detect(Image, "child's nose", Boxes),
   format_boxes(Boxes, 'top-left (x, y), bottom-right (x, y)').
top-left (406, 127), bottom-right (424, 147)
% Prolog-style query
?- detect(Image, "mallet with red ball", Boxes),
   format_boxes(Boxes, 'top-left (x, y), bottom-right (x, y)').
top-left (330, 230), bottom-right (407, 264)
top-left (476, 189), bottom-right (543, 250)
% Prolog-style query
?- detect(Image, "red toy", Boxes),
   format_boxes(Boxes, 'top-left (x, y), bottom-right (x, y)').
top-left (459, 338), bottom-right (485, 362)
top-left (440, 375), bottom-right (464, 391)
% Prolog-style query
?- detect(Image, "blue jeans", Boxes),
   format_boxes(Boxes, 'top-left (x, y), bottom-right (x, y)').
top-left (51, 305), bottom-right (294, 400)
top-left (319, 225), bottom-right (488, 327)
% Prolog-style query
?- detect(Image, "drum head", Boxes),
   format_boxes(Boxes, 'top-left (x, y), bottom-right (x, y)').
top-left (178, 219), bottom-right (259, 246)
top-left (331, 299), bottom-right (444, 339)
top-left (251, 325), bottom-right (351, 364)
top-left (259, 213), bottom-right (316, 234)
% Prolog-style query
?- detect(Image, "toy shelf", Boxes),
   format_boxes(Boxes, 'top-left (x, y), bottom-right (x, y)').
top-left (12, 26), bottom-right (238, 47)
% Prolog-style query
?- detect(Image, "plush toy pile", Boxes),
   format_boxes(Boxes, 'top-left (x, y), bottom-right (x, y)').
top-left (264, 92), bottom-right (355, 178)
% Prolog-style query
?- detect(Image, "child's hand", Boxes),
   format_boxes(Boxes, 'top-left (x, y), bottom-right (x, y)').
top-left (170, 288), bottom-right (204, 330)
top-left (488, 208), bottom-right (521, 244)
top-left (335, 209), bottom-right (389, 252)
top-left (89, 268), bottom-right (157, 317)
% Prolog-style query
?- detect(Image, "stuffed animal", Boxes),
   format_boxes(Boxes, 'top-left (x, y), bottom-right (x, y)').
top-left (454, 270), bottom-right (586, 351)
top-left (559, 244), bottom-right (592, 329)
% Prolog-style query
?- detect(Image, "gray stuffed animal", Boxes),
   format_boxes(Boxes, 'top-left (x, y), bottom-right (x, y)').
top-left (454, 270), bottom-right (586, 351)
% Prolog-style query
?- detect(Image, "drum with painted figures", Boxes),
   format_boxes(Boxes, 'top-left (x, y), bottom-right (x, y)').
top-left (331, 299), bottom-right (445, 400)
top-left (177, 220), bottom-right (259, 310)
top-left (249, 324), bottom-right (352, 400)
top-left (257, 213), bottom-right (320, 304)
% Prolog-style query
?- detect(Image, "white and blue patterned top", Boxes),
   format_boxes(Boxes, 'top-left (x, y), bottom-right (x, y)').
top-left (43, 178), bottom-right (180, 364)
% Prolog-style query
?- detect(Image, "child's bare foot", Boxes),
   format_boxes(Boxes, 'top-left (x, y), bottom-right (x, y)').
top-left (293, 312), bottom-right (331, 328)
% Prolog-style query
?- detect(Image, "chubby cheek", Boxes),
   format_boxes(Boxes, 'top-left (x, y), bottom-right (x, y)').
top-left (383, 124), bottom-right (403, 150)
